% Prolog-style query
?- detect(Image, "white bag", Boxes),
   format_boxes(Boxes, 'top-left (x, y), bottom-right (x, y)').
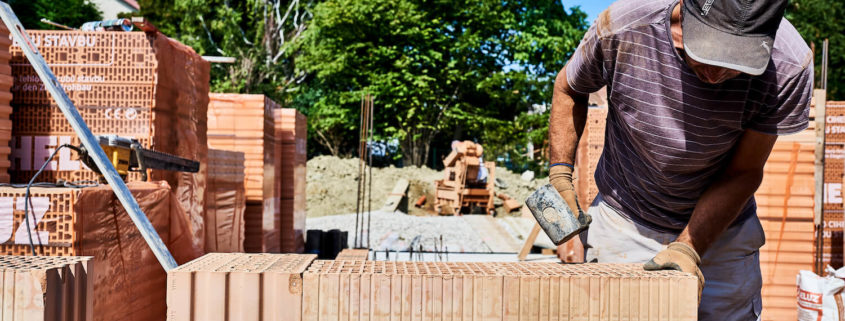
top-left (797, 266), bottom-right (845, 321)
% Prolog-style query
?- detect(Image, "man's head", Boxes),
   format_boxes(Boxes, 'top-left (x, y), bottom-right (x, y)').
top-left (680, 0), bottom-right (788, 83)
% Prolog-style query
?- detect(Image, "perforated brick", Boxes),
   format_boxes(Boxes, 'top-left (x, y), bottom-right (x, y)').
top-left (302, 261), bottom-right (698, 321)
top-left (334, 249), bottom-right (369, 261)
top-left (167, 253), bottom-right (317, 321)
top-left (0, 255), bottom-right (94, 321)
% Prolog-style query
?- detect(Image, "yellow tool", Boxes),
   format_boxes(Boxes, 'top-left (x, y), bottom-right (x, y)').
top-left (78, 135), bottom-right (199, 181)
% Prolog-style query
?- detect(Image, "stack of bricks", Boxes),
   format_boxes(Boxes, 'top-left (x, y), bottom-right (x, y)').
top-left (208, 93), bottom-right (280, 253)
top-left (0, 255), bottom-right (94, 321)
top-left (0, 182), bottom-right (201, 321)
top-left (334, 249), bottom-right (369, 261)
top-left (755, 130), bottom-right (815, 320)
top-left (0, 23), bottom-right (11, 183)
top-left (275, 108), bottom-right (307, 253)
top-left (301, 260), bottom-right (698, 320)
top-left (205, 149), bottom-right (246, 252)
top-left (574, 107), bottom-right (607, 208)
top-left (434, 141), bottom-right (497, 215)
top-left (822, 101), bottom-right (845, 270)
top-left (166, 253), bottom-right (317, 321)
top-left (8, 30), bottom-right (210, 248)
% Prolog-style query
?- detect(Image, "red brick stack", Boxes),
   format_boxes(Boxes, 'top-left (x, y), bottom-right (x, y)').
top-left (821, 101), bottom-right (845, 270)
top-left (756, 133), bottom-right (814, 320)
top-left (0, 182), bottom-right (201, 321)
top-left (208, 93), bottom-right (279, 253)
top-left (0, 23), bottom-right (11, 183)
top-left (574, 107), bottom-right (607, 207)
top-left (275, 108), bottom-right (307, 253)
top-left (7, 30), bottom-right (210, 249)
top-left (205, 149), bottom-right (246, 252)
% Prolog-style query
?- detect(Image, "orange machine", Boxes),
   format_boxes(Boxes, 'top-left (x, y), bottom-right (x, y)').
top-left (433, 141), bottom-right (495, 215)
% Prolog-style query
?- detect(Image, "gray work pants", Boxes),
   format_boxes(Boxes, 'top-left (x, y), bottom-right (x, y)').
top-left (580, 194), bottom-right (764, 321)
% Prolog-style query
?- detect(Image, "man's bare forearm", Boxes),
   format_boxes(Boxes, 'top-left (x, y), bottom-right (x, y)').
top-left (675, 130), bottom-right (777, 255)
top-left (550, 67), bottom-right (589, 164)
top-left (675, 169), bottom-right (763, 254)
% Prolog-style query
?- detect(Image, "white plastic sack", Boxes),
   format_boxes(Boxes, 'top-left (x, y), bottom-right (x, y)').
top-left (797, 266), bottom-right (845, 321)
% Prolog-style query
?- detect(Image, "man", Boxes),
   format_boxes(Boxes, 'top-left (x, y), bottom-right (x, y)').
top-left (548, 0), bottom-right (812, 319)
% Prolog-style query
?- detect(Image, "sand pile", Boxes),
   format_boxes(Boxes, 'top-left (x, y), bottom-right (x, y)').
top-left (306, 156), bottom-right (549, 217)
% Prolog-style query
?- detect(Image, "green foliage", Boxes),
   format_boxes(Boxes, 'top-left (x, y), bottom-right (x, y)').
top-left (137, 0), bottom-right (588, 165)
top-left (294, 0), bottom-right (588, 165)
top-left (8, 0), bottom-right (102, 29)
top-left (137, 0), bottom-right (310, 102)
top-left (787, 0), bottom-right (845, 99)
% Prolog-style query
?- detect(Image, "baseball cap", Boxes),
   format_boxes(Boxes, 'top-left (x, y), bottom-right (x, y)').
top-left (682, 0), bottom-right (788, 76)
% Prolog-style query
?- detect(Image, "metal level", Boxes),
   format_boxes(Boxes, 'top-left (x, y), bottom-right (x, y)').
top-left (0, 3), bottom-right (178, 271)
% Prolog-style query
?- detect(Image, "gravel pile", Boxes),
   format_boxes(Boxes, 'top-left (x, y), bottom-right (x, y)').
top-left (306, 211), bottom-right (492, 252)
top-left (306, 155), bottom-right (549, 217)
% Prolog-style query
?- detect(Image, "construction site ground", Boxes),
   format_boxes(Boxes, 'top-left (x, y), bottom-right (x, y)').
top-left (307, 155), bottom-right (556, 254)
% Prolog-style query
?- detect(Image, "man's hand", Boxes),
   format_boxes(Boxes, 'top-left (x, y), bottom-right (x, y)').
top-left (549, 165), bottom-right (581, 216)
top-left (644, 242), bottom-right (705, 300)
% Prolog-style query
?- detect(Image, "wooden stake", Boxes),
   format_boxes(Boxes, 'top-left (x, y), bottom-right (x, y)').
top-left (518, 223), bottom-right (542, 261)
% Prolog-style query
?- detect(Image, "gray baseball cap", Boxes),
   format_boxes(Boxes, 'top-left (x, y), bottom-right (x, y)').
top-left (682, 0), bottom-right (788, 75)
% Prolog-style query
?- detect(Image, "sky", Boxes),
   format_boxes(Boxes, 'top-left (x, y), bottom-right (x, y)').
top-left (564, 0), bottom-right (615, 24)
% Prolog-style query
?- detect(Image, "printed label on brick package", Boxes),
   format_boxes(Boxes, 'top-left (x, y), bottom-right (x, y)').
top-left (0, 196), bottom-right (52, 245)
top-left (12, 34), bottom-right (98, 48)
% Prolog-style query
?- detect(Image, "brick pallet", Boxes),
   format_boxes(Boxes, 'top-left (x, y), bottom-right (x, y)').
top-left (205, 149), bottom-right (246, 252)
top-left (167, 253), bottom-right (317, 321)
top-left (755, 135), bottom-right (814, 321)
top-left (302, 260), bottom-right (698, 321)
top-left (208, 93), bottom-right (280, 253)
top-left (8, 30), bottom-right (210, 250)
top-left (0, 256), bottom-right (94, 321)
top-left (0, 182), bottom-right (201, 321)
top-left (0, 23), bottom-right (11, 183)
top-left (275, 108), bottom-right (306, 253)
top-left (574, 107), bottom-right (606, 208)
top-left (821, 102), bottom-right (845, 269)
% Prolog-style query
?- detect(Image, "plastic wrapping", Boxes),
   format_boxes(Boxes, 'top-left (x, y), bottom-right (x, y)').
top-left (77, 181), bottom-right (202, 321)
top-left (205, 149), bottom-right (246, 252)
top-left (148, 31), bottom-right (210, 257)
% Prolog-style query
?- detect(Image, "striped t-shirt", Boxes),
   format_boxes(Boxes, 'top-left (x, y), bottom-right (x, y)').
top-left (566, 0), bottom-right (814, 231)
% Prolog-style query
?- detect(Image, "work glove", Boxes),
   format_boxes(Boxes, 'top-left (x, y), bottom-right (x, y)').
top-left (644, 242), bottom-right (705, 301)
top-left (548, 165), bottom-right (582, 217)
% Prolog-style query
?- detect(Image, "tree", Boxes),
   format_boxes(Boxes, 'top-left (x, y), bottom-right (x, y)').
top-left (293, 0), bottom-right (588, 164)
top-left (137, 0), bottom-right (314, 101)
top-left (8, 0), bottom-right (102, 29)
top-left (787, 0), bottom-right (845, 99)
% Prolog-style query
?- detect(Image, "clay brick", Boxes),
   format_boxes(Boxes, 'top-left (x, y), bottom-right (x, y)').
top-left (0, 255), bottom-right (93, 321)
top-left (302, 261), bottom-right (698, 320)
top-left (335, 249), bottom-right (370, 261)
top-left (167, 253), bottom-right (316, 321)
